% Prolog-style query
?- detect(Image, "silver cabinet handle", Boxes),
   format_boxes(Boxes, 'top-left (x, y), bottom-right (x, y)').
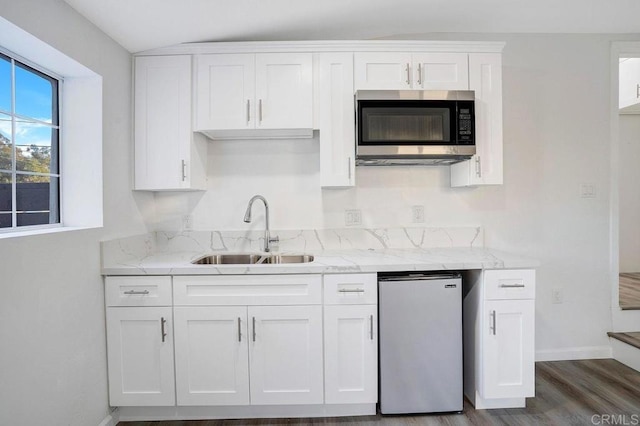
top-left (490, 310), bottom-right (496, 335)
top-left (369, 314), bottom-right (374, 340)
top-left (252, 316), bottom-right (256, 342)
top-left (246, 99), bottom-right (250, 124)
top-left (161, 317), bottom-right (167, 343)
top-left (405, 63), bottom-right (410, 85)
top-left (500, 283), bottom-right (525, 288)
top-left (258, 99), bottom-right (263, 123)
top-left (181, 160), bottom-right (187, 181)
top-left (417, 63), bottom-right (422, 86)
top-left (237, 317), bottom-right (242, 342)
top-left (338, 288), bottom-right (365, 293)
top-left (636, 84), bottom-right (639, 99)
top-left (123, 290), bottom-right (149, 295)
top-left (475, 156), bottom-right (482, 178)
top-left (347, 157), bottom-right (351, 180)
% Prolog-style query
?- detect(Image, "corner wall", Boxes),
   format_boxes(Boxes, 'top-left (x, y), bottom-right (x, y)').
top-left (0, 2), bottom-right (152, 425)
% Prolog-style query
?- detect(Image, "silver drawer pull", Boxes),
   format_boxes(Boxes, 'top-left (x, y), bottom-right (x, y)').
top-left (124, 290), bottom-right (149, 295)
top-left (252, 316), bottom-right (256, 342)
top-left (499, 284), bottom-right (525, 288)
top-left (238, 317), bottom-right (242, 342)
top-left (490, 310), bottom-right (496, 335)
top-left (369, 314), bottom-right (374, 340)
top-left (338, 288), bottom-right (365, 293)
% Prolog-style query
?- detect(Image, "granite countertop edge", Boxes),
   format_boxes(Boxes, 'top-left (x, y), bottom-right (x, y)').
top-left (101, 247), bottom-right (540, 276)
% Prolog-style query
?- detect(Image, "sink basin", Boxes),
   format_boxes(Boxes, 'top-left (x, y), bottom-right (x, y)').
top-left (263, 254), bottom-right (315, 264)
top-left (192, 253), bottom-right (263, 265)
top-left (192, 253), bottom-right (314, 265)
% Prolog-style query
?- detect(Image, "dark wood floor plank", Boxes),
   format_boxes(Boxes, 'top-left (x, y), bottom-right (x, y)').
top-left (118, 360), bottom-right (640, 426)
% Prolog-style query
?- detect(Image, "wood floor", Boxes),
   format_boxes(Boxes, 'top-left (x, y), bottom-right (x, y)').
top-left (118, 359), bottom-right (640, 426)
top-left (619, 273), bottom-right (640, 309)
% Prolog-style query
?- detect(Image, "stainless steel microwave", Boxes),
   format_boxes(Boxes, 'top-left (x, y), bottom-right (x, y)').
top-left (355, 90), bottom-right (476, 165)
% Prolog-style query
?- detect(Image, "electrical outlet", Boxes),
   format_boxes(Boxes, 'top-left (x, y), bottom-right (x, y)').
top-left (552, 288), bottom-right (563, 304)
top-left (579, 183), bottom-right (596, 198)
top-left (345, 209), bottom-right (362, 226)
top-left (182, 214), bottom-right (194, 230)
top-left (411, 205), bottom-right (425, 223)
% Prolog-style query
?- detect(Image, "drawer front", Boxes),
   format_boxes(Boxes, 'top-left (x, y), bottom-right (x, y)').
top-left (173, 274), bottom-right (322, 306)
top-left (105, 276), bottom-right (172, 307)
top-left (324, 273), bottom-right (377, 305)
top-left (484, 269), bottom-right (535, 300)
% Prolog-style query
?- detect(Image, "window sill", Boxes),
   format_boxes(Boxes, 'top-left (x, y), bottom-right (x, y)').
top-left (0, 225), bottom-right (102, 240)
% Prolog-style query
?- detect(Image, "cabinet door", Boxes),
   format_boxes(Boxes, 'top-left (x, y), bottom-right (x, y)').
top-left (255, 53), bottom-right (313, 129)
top-left (482, 299), bottom-right (535, 399)
top-left (106, 307), bottom-right (175, 406)
top-left (318, 52), bottom-right (355, 188)
top-left (450, 53), bottom-right (503, 186)
top-left (134, 56), bottom-right (193, 190)
top-left (195, 54), bottom-right (255, 130)
top-left (619, 58), bottom-right (640, 113)
top-left (248, 305), bottom-right (323, 405)
top-left (412, 53), bottom-right (469, 90)
top-left (174, 307), bottom-right (249, 406)
top-left (354, 52), bottom-right (413, 90)
top-left (324, 305), bottom-right (377, 404)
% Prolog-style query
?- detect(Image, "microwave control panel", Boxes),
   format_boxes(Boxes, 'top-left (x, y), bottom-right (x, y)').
top-left (457, 101), bottom-right (475, 144)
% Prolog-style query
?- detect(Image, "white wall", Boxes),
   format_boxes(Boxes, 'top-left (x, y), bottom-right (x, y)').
top-left (0, 2), bottom-right (152, 425)
top-left (619, 114), bottom-right (640, 272)
top-left (153, 33), bottom-right (631, 359)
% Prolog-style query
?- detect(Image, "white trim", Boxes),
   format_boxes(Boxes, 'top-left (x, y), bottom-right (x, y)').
top-left (137, 40), bottom-right (506, 56)
top-left (535, 346), bottom-right (612, 362)
top-left (117, 404), bottom-right (375, 422)
top-left (611, 338), bottom-right (640, 372)
top-left (0, 225), bottom-right (98, 239)
top-left (97, 410), bottom-right (119, 426)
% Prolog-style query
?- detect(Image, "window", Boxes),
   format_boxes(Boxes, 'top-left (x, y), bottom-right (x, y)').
top-left (0, 51), bottom-right (60, 230)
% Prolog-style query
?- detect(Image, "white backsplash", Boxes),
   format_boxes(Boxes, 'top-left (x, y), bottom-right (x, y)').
top-left (101, 226), bottom-right (482, 268)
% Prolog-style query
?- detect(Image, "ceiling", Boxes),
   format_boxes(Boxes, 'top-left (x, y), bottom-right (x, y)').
top-left (63, 0), bottom-right (640, 53)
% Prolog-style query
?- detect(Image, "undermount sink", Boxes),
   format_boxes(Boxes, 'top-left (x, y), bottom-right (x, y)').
top-left (191, 253), bottom-right (314, 265)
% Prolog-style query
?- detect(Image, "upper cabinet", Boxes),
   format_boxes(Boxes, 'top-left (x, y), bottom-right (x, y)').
top-left (134, 55), bottom-right (207, 191)
top-left (194, 53), bottom-right (313, 139)
top-left (451, 53), bottom-right (503, 187)
top-left (619, 58), bottom-right (640, 114)
top-left (354, 52), bottom-right (469, 90)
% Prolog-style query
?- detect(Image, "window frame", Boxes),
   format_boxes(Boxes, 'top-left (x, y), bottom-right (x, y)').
top-left (0, 46), bottom-right (63, 233)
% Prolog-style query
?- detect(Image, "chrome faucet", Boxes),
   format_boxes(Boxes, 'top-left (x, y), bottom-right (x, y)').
top-left (243, 195), bottom-right (279, 252)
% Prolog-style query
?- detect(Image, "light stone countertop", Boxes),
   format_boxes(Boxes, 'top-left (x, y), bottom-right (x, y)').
top-left (101, 247), bottom-right (539, 276)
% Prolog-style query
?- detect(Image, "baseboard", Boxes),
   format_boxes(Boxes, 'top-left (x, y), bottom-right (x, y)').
top-left (98, 408), bottom-right (119, 426)
top-left (611, 339), bottom-right (640, 372)
top-left (535, 345), bottom-right (612, 361)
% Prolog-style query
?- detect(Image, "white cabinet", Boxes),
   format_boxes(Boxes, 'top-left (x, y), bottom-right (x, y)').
top-left (195, 53), bottom-right (313, 138)
top-left (451, 53), bottom-right (503, 186)
top-left (173, 306), bottom-right (249, 406)
top-left (323, 273), bottom-right (378, 404)
top-left (249, 305), bottom-right (324, 405)
top-left (354, 52), bottom-right (469, 90)
top-left (463, 269), bottom-right (535, 409)
top-left (619, 58), bottom-right (640, 113)
top-left (318, 52), bottom-right (355, 188)
top-left (105, 277), bottom-right (175, 406)
top-left (134, 55), bottom-right (207, 191)
top-left (172, 274), bottom-right (323, 406)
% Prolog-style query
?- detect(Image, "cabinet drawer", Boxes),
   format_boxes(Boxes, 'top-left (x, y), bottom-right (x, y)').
top-left (173, 274), bottom-right (322, 306)
top-left (484, 269), bottom-right (535, 300)
top-left (324, 273), bottom-right (377, 305)
top-left (105, 276), bottom-right (172, 307)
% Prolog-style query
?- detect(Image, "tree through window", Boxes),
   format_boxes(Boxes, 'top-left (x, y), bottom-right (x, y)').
top-left (0, 51), bottom-right (60, 229)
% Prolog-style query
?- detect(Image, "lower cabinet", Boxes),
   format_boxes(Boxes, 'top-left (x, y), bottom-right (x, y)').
top-left (323, 273), bottom-right (378, 404)
top-left (106, 306), bottom-right (176, 406)
top-left (174, 305), bottom-right (323, 406)
top-left (462, 269), bottom-right (535, 409)
top-left (323, 305), bottom-right (377, 404)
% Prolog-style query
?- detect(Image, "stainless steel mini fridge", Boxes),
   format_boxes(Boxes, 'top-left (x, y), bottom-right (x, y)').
top-left (378, 272), bottom-right (463, 414)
